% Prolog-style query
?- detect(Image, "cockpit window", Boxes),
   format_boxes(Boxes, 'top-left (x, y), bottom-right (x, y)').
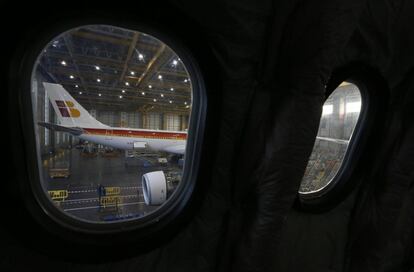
top-left (299, 82), bottom-right (362, 194)
top-left (31, 25), bottom-right (199, 225)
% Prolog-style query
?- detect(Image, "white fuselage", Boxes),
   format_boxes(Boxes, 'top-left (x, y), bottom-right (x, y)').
top-left (78, 127), bottom-right (187, 154)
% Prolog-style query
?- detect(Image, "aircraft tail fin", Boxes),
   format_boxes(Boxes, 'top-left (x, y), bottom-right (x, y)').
top-left (43, 83), bottom-right (108, 129)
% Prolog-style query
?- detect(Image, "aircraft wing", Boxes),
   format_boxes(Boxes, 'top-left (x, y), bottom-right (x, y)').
top-left (38, 122), bottom-right (84, 136)
top-left (163, 144), bottom-right (186, 155)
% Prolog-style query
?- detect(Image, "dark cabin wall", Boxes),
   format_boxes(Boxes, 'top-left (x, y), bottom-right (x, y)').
top-left (273, 191), bottom-right (358, 272)
top-left (270, 0), bottom-right (414, 271)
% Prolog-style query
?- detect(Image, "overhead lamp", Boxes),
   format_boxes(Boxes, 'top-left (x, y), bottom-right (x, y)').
top-left (148, 85), bottom-right (152, 89)
top-left (119, 95), bottom-right (123, 99)
top-left (125, 82), bottom-right (129, 86)
top-left (170, 88), bottom-right (174, 91)
top-left (141, 92), bottom-right (145, 95)
top-left (153, 99), bottom-right (157, 102)
top-left (138, 53), bottom-right (144, 60)
top-left (184, 79), bottom-right (188, 83)
top-left (79, 91), bottom-right (82, 95)
top-left (98, 93), bottom-right (102, 97)
top-left (186, 105), bottom-right (190, 108)
top-left (169, 100), bottom-right (173, 104)
top-left (130, 71), bottom-right (135, 75)
top-left (161, 94), bottom-right (164, 97)
top-left (172, 59), bottom-right (178, 66)
top-left (97, 78), bottom-right (101, 82)
top-left (61, 60), bottom-right (67, 66)
top-left (75, 85), bottom-right (79, 88)
top-left (69, 75), bottom-right (74, 79)
top-left (184, 101), bottom-right (187, 105)
top-left (158, 75), bottom-right (163, 80)
top-left (95, 66), bottom-right (100, 70)
top-left (122, 90), bottom-right (126, 93)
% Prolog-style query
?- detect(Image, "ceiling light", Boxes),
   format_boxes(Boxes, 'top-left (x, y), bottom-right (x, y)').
top-left (61, 60), bottom-right (67, 66)
top-left (170, 88), bottom-right (174, 91)
top-left (125, 82), bottom-right (129, 86)
top-left (69, 75), bottom-right (74, 79)
top-left (141, 92), bottom-right (145, 95)
top-left (119, 95), bottom-right (123, 99)
top-left (97, 78), bottom-right (101, 82)
top-left (169, 100), bottom-right (173, 104)
top-left (158, 75), bottom-right (163, 80)
top-left (184, 79), bottom-right (188, 83)
top-left (161, 94), bottom-right (164, 97)
top-left (95, 66), bottom-right (100, 70)
top-left (138, 53), bottom-right (144, 60)
top-left (153, 99), bottom-right (157, 102)
top-left (148, 85), bottom-right (152, 89)
top-left (130, 71), bottom-right (135, 75)
top-left (186, 105), bottom-right (190, 108)
top-left (122, 90), bottom-right (126, 93)
top-left (98, 93), bottom-right (102, 97)
top-left (172, 59), bottom-right (178, 66)
top-left (75, 85), bottom-right (79, 88)
top-left (79, 91), bottom-right (82, 95)
top-left (184, 102), bottom-right (187, 105)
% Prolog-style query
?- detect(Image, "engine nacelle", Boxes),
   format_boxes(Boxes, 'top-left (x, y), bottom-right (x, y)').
top-left (142, 171), bottom-right (167, 205)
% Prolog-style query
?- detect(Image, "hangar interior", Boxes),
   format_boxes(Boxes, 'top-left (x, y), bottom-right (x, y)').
top-left (300, 82), bottom-right (361, 193)
top-left (31, 25), bottom-right (192, 223)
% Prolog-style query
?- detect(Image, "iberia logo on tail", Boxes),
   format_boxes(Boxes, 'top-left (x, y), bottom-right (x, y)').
top-left (56, 100), bottom-right (81, 118)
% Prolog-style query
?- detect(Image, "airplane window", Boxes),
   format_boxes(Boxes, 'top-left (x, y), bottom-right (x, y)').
top-left (299, 82), bottom-right (362, 195)
top-left (30, 25), bottom-right (199, 226)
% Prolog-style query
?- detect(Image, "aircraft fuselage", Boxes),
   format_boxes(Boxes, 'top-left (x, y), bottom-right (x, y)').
top-left (78, 127), bottom-right (187, 152)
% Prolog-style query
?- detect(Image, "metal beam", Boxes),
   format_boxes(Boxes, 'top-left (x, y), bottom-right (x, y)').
top-left (135, 43), bottom-right (166, 88)
top-left (45, 51), bottom-right (189, 78)
top-left (119, 32), bottom-right (140, 82)
top-left (62, 35), bottom-right (92, 106)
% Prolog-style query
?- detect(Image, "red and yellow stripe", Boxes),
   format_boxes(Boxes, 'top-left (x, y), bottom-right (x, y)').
top-left (83, 128), bottom-right (187, 140)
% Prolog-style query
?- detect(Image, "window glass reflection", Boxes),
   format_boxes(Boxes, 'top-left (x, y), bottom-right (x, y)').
top-left (299, 82), bottom-right (361, 194)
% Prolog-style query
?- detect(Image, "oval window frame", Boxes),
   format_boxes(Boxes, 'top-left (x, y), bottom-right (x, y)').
top-left (296, 65), bottom-right (389, 212)
top-left (14, 18), bottom-right (207, 254)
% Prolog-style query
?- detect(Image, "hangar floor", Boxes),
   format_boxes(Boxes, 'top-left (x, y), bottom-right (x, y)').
top-left (41, 147), bottom-right (182, 222)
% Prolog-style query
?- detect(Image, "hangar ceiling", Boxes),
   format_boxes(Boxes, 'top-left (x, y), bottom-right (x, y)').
top-left (38, 25), bottom-right (192, 114)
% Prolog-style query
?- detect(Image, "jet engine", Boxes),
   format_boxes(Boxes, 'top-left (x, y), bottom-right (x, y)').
top-left (142, 171), bottom-right (166, 205)
top-left (142, 171), bottom-right (181, 205)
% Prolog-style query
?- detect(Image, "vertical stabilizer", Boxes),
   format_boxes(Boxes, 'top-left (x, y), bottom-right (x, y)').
top-left (43, 82), bottom-right (108, 129)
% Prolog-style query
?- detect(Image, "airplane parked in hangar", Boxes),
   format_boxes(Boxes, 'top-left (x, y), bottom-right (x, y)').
top-left (39, 82), bottom-right (187, 155)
